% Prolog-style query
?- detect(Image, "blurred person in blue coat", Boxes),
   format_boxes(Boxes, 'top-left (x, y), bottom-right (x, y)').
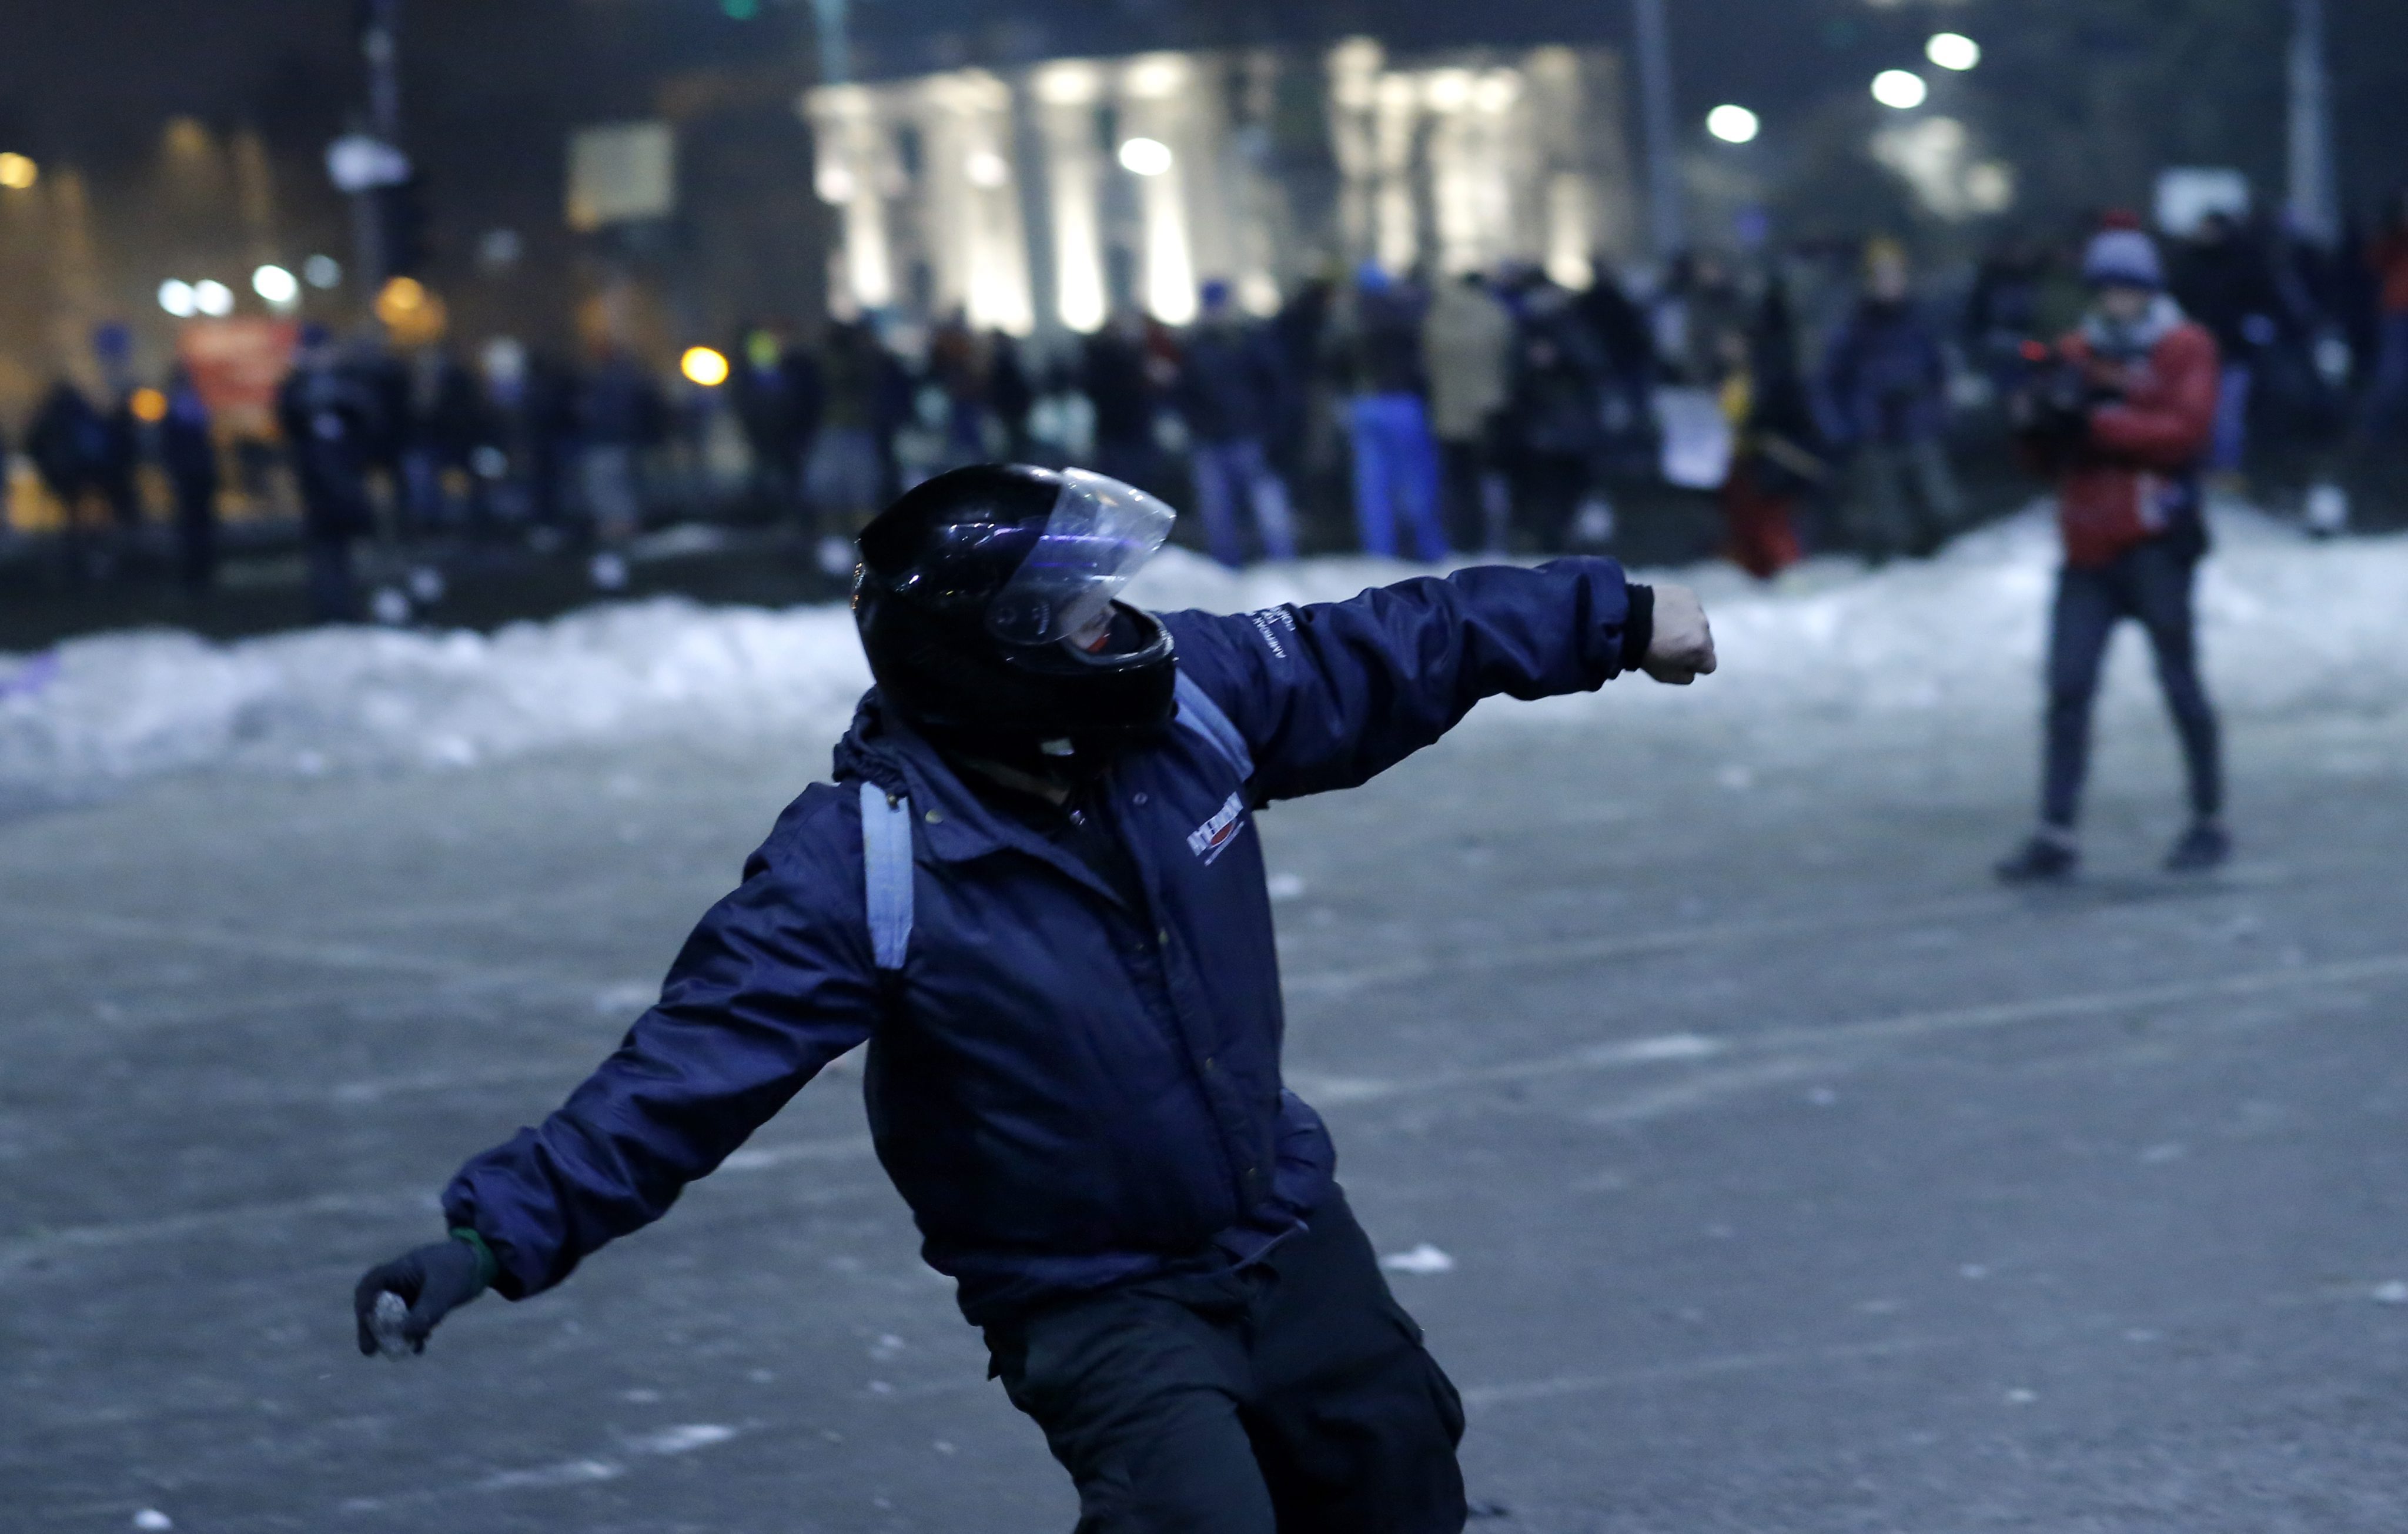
top-left (159, 366), bottom-right (220, 591)
top-left (1178, 279), bottom-right (1297, 567)
top-left (1333, 261), bottom-right (1446, 559)
top-left (353, 462), bottom-right (1718, 1532)
top-left (1820, 238), bottom-right (1964, 563)
top-left (276, 325), bottom-right (383, 621)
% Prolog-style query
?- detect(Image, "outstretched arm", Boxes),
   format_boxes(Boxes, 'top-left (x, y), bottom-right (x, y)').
top-left (443, 840), bottom-right (881, 1300)
top-left (355, 801), bottom-right (882, 1353)
top-left (1164, 558), bottom-right (1714, 803)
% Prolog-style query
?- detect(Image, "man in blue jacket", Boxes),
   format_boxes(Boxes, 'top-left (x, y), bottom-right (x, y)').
top-left (354, 463), bottom-right (1717, 1531)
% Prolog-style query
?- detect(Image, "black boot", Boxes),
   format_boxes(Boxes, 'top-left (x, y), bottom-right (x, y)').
top-left (2163, 820), bottom-right (2230, 873)
top-left (1995, 829), bottom-right (2078, 884)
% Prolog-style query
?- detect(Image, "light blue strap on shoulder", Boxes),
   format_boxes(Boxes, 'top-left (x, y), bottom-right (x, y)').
top-left (859, 780), bottom-right (915, 972)
top-left (1173, 669), bottom-right (1253, 781)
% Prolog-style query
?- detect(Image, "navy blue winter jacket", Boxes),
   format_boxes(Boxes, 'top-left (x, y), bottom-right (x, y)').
top-left (443, 560), bottom-right (1643, 1325)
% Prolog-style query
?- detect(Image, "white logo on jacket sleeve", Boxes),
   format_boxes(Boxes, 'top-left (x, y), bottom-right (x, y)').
top-left (1186, 791), bottom-right (1248, 864)
top-left (1248, 606), bottom-right (1296, 660)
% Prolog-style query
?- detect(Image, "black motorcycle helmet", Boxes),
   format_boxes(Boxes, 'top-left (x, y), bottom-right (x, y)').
top-left (853, 463), bottom-right (1179, 758)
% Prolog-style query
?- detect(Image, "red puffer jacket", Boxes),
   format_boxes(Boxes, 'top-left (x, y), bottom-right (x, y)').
top-left (2046, 310), bottom-right (2219, 568)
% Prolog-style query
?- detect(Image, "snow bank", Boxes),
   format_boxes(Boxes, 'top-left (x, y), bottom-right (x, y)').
top-left (1, 506), bottom-right (2400, 797)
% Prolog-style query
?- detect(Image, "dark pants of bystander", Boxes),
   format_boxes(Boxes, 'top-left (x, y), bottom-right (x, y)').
top-left (2041, 536), bottom-right (2222, 830)
top-left (305, 530), bottom-right (358, 624)
top-left (985, 1188), bottom-right (1467, 1534)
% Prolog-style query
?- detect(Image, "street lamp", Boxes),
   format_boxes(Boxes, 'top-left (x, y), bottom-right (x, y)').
top-left (1926, 34), bottom-right (1981, 72)
top-left (1705, 104), bottom-right (1760, 145)
top-left (1871, 70), bottom-right (1929, 110)
top-left (1116, 137), bottom-right (1173, 177)
top-left (965, 150), bottom-right (1009, 189)
top-left (253, 265), bottom-right (300, 306)
top-left (680, 346), bottom-right (731, 387)
top-left (193, 279), bottom-right (235, 316)
top-left (0, 153), bottom-right (36, 190)
top-left (159, 280), bottom-right (198, 318)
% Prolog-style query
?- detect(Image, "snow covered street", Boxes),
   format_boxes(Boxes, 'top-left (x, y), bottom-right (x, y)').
top-left (5, 510), bottom-right (2407, 1530)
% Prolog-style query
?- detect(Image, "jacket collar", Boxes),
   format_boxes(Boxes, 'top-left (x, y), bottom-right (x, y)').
top-left (832, 691), bottom-right (1018, 864)
top-left (831, 692), bottom-right (1140, 909)
top-left (2082, 293), bottom-right (2185, 360)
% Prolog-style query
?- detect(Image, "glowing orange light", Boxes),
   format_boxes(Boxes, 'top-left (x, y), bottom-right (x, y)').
top-left (0, 153), bottom-right (37, 190)
top-left (374, 276), bottom-right (447, 345)
top-left (680, 346), bottom-right (731, 387)
top-left (129, 387), bottom-right (169, 424)
top-left (374, 275), bottom-right (427, 323)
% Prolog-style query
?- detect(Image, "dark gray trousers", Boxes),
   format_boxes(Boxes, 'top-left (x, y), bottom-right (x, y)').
top-left (2042, 537), bottom-right (2222, 830)
top-left (986, 1189), bottom-right (1467, 1533)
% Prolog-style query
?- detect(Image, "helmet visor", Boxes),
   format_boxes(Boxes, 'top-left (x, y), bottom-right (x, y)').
top-left (986, 469), bottom-right (1177, 646)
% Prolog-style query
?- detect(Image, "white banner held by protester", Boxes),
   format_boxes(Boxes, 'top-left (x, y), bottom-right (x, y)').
top-left (1656, 386), bottom-right (1734, 491)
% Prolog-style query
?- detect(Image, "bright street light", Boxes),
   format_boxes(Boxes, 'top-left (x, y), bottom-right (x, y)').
top-left (158, 280), bottom-right (198, 318)
top-left (1871, 70), bottom-right (1929, 110)
top-left (679, 346), bottom-right (731, 387)
top-left (1705, 104), bottom-right (1760, 145)
top-left (1926, 33), bottom-right (1981, 71)
top-left (252, 264), bottom-right (300, 306)
top-left (965, 150), bottom-right (1009, 189)
top-left (1116, 137), bottom-right (1173, 177)
top-left (193, 279), bottom-right (235, 316)
top-left (0, 152), bottom-right (36, 190)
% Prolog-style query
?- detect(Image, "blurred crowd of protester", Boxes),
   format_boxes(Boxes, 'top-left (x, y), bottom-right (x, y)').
top-left (5, 186), bottom-right (2406, 623)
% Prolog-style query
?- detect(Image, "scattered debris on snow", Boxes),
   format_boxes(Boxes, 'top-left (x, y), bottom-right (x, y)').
top-left (476, 1458), bottom-right (624, 1491)
top-left (1380, 1243), bottom-right (1457, 1275)
top-left (625, 1423), bottom-right (737, 1456)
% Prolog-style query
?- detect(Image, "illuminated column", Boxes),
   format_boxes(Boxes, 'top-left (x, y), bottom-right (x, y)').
top-left (1371, 70), bottom-right (1420, 275)
top-left (1326, 38), bottom-right (1382, 268)
top-left (1424, 67), bottom-right (1523, 276)
top-left (918, 70), bottom-right (1033, 335)
top-left (48, 168), bottom-right (103, 387)
top-left (1227, 52), bottom-right (1286, 315)
top-left (806, 83), bottom-right (893, 313)
top-left (1032, 61), bottom-right (1107, 332)
top-left (1527, 48), bottom-right (1594, 289)
top-left (1118, 52), bottom-right (1196, 325)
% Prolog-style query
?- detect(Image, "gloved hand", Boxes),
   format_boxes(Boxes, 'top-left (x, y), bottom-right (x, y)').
top-left (354, 1232), bottom-right (492, 1357)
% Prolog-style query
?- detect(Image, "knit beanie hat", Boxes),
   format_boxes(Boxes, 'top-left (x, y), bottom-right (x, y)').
top-left (2081, 228), bottom-right (2163, 289)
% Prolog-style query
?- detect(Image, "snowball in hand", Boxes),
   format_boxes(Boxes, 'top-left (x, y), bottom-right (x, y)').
top-left (370, 1290), bottom-right (414, 1359)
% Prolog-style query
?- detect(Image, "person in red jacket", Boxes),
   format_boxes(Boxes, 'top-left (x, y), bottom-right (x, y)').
top-left (1996, 225), bottom-right (2228, 882)
top-left (2363, 188), bottom-right (2408, 440)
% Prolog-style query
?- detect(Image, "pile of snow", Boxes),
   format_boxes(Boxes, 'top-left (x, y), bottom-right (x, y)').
top-left (1, 506), bottom-right (2401, 798)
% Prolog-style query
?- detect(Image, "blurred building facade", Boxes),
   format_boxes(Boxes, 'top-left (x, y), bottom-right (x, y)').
top-left (804, 38), bottom-right (1637, 339)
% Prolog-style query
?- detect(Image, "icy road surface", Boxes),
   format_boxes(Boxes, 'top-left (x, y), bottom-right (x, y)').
top-left (5, 508), bottom-right (2407, 1530)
